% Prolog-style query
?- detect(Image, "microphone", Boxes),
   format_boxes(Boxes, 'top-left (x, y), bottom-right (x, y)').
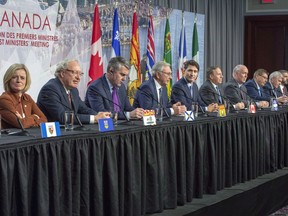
top-left (42, 94), bottom-right (90, 131)
top-left (172, 86), bottom-right (206, 115)
top-left (69, 95), bottom-right (90, 131)
top-left (136, 87), bottom-right (171, 119)
top-left (203, 88), bottom-right (234, 107)
top-left (0, 108), bottom-right (31, 136)
top-left (263, 85), bottom-right (284, 97)
top-left (88, 88), bottom-right (130, 123)
top-left (230, 85), bottom-right (257, 106)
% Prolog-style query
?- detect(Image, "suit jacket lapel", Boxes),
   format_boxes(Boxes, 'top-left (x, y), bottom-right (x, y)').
top-left (56, 78), bottom-right (72, 109)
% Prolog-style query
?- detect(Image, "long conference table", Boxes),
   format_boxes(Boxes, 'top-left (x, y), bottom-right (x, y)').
top-left (0, 108), bottom-right (287, 216)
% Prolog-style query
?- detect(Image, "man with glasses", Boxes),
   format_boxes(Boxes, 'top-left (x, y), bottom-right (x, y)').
top-left (244, 68), bottom-right (270, 107)
top-left (171, 60), bottom-right (218, 112)
top-left (85, 56), bottom-right (144, 119)
top-left (133, 61), bottom-right (186, 116)
top-left (37, 59), bottom-right (110, 124)
top-left (263, 71), bottom-right (288, 104)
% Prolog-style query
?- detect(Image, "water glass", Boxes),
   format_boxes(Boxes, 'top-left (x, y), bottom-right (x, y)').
top-left (191, 102), bottom-right (199, 118)
top-left (65, 111), bottom-right (74, 131)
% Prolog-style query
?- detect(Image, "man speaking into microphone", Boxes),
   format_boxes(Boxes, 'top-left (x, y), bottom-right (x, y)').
top-left (85, 57), bottom-right (144, 120)
top-left (37, 59), bottom-right (110, 124)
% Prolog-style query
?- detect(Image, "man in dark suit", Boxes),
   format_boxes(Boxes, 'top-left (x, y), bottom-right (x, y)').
top-left (133, 61), bottom-right (186, 116)
top-left (85, 56), bottom-right (144, 119)
top-left (279, 70), bottom-right (288, 95)
top-left (223, 64), bottom-right (249, 110)
top-left (171, 60), bottom-right (218, 112)
top-left (263, 71), bottom-right (288, 104)
top-left (199, 66), bottom-right (224, 105)
top-left (244, 68), bottom-right (270, 107)
top-left (37, 59), bottom-right (110, 124)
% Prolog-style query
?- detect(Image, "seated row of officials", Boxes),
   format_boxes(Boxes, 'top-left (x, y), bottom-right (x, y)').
top-left (0, 56), bottom-right (287, 129)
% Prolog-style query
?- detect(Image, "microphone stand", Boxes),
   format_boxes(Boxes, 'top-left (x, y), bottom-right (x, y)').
top-left (203, 88), bottom-right (235, 114)
top-left (3, 110), bottom-right (31, 136)
top-left (70, 97), bottom-right (90, 131)
top-left (232, 85), bottom-right (259, 109)
top-left (136, 87), bottom-right (171, 120)
top-left (42, 94), bottom-right (90, 131)
top-left (172, 86), bottom-right (207, 116)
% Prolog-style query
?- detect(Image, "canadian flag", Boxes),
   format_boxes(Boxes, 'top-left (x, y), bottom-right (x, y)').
top-left (88, 3), bottom-right (103, 85)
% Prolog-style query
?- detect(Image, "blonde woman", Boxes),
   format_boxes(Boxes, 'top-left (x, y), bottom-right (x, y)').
top-left (0, 63), bottom-right (47, 129)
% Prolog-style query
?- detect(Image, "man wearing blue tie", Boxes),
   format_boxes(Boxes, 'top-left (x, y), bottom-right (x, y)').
top-left (133, 61), bottom-right (186, 116)
top-left (199, 66), bottom-right (224, 105)
top-left (244, 68), bottom-right (269, 107)
top-left (171, 60), bottom-right (218, 112)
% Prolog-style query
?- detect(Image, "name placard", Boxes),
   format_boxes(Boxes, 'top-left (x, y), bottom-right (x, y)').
top-left (184, 111), bottom-right (195, 121)
top-left (143, 110), bottom-right (156, 125)
top-left (40, 122), bottom-right (61, 138)
top-left (218, 104), bottom-right (227, 117)
top-left (98, 118), bottom-right (114, 132)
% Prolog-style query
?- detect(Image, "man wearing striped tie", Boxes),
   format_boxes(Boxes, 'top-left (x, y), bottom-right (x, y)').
top-left (244, 68), bottom-right (270, 108)
top-left (199, 66), bottom-right (225, 106)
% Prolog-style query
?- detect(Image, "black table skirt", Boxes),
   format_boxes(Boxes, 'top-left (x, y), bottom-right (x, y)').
top-left (0, 109), bottom-right (287, 216)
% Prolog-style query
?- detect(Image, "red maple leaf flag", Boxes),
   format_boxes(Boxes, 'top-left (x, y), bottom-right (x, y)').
top-left (88, 3), bottom-right (103, 85)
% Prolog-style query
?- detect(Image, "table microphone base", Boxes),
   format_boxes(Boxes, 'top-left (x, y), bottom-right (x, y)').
top-left (74, 126), bottom-right (90, 131)
top-left (8, 130), bottom-right (30, 136)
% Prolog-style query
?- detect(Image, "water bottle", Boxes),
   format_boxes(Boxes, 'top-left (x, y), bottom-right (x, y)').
top-left (270, 98), bottom-right (278, 111)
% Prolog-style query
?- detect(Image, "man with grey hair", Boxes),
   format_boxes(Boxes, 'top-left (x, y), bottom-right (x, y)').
top-left (263, 71), bottom-right (288, 104)
top-left (279, 69), bottom-right (288, 95)
top-left (37, 59), bottom-right (110, 124)
top-left (85, 56), bottom-right (144, 119)
top-left (133, 61), bottom-right (186, 116)
top-left (223, 64), bottom-right (249, 110)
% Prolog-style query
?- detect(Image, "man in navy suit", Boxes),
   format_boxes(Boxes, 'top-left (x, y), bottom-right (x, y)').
top-left (199, 66), bottom-right (224, 105)
top-left (244, 68), bottom-right (270, 107)
top-left (171, 60), bottom-right (218, 112)
top-left (263, 71), bottom-right (288, 104)
top-left (85, 56), bottom-right (144, 119)
top-left (223, 64), bottom-right (249, 110)
top-left (133, 61), bottom-right (186, 116)
top-left (37, 59), bottom-right (110, 124)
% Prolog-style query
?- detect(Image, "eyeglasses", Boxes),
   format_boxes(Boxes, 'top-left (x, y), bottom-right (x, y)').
top-left (66, 69), bottom-right (84, 77)
top-left (161, 71), bottom-right (172, 77)
top-left (259, 74), bottom-right (268, 80)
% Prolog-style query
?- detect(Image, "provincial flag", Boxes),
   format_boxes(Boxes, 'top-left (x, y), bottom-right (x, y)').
top-left (177, 12), bottom-right (187, 80)
top-left (111, 7), bottom-right (120, 58)
top-left (127, 11), bottom-right (141, 105)
top-left (146, 15), bottom-right (155, 80)
top-left (88, 3), bottom-right (103, 85)
top-left (163, 17), bottom-right (172, 98)
top-left (192, 15), bottom-right (199, 63)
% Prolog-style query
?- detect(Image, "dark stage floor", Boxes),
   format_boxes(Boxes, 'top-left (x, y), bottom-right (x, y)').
top-left (147, 167), bottom-right (288, 216)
